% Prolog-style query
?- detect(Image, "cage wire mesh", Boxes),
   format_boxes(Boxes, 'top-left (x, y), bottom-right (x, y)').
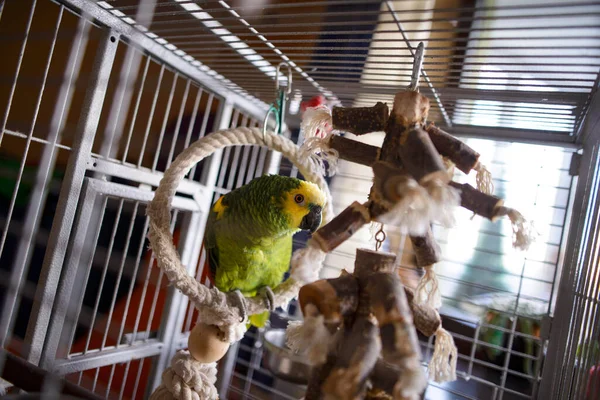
top-left (0, 0), bottom-right (599, 399)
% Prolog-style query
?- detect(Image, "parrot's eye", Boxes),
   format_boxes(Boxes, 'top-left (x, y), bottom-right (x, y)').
top-left (294, 194), bottom-right (305, 204)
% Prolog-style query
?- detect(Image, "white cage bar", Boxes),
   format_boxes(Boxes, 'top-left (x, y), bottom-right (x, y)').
top-left (0, 0), bottom-right (599, 399)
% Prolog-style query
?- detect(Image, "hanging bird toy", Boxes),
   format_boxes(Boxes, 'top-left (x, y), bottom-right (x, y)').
top-left (288, 42), bottom-right (535, 400)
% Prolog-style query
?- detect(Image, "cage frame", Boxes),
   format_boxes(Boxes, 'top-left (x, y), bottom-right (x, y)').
top-left (0, 0), bottom-right (598, 399)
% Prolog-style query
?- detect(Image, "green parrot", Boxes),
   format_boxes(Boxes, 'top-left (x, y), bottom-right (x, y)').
top-left (201, 174), bottom-right (326, 327)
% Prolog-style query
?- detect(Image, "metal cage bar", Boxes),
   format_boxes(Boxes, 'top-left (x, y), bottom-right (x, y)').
top-left (540, 79), bottom-right (600, 400)
top-left (57, 0), bottom-right (269, 122)
top-left (19, 28), bottom-right (119, 366)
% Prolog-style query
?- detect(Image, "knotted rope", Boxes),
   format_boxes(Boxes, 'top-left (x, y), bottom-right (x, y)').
top-left (150, 352), bottom-right (218, 400)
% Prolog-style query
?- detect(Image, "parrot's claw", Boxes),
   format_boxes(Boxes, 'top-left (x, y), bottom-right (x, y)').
top-left (258, 286), bottom-right (276, 311)
top-left (227, 290), bottom-right (248, 323)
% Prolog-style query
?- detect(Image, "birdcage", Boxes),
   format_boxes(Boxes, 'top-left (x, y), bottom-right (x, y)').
top-left (0, 0), bottom-right (599, 399)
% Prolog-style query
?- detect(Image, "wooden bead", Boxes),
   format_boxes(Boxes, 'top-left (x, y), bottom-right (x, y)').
top-left (188, 323), bottom-right (230, 363)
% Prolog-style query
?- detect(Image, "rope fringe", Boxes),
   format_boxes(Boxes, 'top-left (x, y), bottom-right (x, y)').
top-left (290, 239), bottom-right (327, 284)
top-left (300, 135), bottom-right (339, 177)
top-left (300, 106), bottom-right (338, 177)
top-left (507, 208), bottom-right (536, 251)
top-left (376, 176), bottom-right (459, 236)
top-left (415, 265), bottom-right (442, 309)
top-left (375, 176), bottom-right (432, 236)
top-left (496, 206), bottom-right (537, 251)
top-left (475, 162), bottom-right (494, 195)
top-left (429, 328), bottom-right (458, 383)
top-left (422, 178), bottom-right (460, 228)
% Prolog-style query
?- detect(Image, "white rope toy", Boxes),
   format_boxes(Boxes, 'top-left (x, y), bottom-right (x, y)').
top-left (285, 303), bottom-right (333, 366)
top-left (147, 127), bottom-right (332, 400)
top-left (429, 327), bottom-right (458, 383)
top-left (415, 264), bottom-right (442, 309)
top-left (151, 351), bottom-right (218, 400)
top-left (299, 106), bottom-right (339, 177)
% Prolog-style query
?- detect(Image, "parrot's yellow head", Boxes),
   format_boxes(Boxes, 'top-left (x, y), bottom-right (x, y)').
top-left (214, 174), bottom-right (326, 236)
top-left (281, 180), bottom-right (326, 233)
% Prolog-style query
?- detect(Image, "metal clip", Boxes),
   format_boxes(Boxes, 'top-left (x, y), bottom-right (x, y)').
top-left (276, 62), bottom-right (293, 96)
top-left (409, 42), bottom-right (424, 91)
top-left (263, 62), bottom-right (293, 140)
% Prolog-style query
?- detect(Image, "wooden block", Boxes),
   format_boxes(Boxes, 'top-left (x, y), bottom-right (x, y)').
top-left (329, 135), bottom-right (380, 166)
top-left (449, 181), bottom-right (504, 220)
top-left (321, 315), bottom-right (381, 399)
top-left (313, 202), bottom-right (370, 252)
top-left (410, 227), bottom-right (441, 267)
top-left (354, 248), bottom-right (397, 279)
top-left (396, 127), bottom-right (449, 183)
top-left (367, 273), bottom-right (422, 368)
top-left (404, 286), bottom-right (441, 337)
top-left (188, 323), bottom-right (230, 363)
top-left (332, 102), bottom-right (389, 135)
top-left (298, 274), bottom-right (359, 323)
top-left (426, 123), bottom-right (480, 174)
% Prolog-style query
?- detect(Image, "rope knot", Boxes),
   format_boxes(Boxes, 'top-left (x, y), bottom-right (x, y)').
top-left (152, 351), bottom-right (218, 400)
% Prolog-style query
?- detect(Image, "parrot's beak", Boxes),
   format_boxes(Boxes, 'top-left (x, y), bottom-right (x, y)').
top-left (300, 205), bottom-right (322, 233)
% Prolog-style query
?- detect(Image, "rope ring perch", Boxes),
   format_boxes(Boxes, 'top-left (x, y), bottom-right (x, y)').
top-left (147, 127), bottom-right (332, 335)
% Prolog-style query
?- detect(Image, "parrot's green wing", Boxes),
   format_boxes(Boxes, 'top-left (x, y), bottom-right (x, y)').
top-left (202, 194), bottom-right (289, 329)
top-left (203, 202), bottom-right (220, 283)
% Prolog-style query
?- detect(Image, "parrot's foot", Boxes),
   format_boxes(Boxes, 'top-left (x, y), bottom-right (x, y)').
top-left (258, 286), bottom-right (276, 311)
top-left (227, 290), bottom-right (248, 322)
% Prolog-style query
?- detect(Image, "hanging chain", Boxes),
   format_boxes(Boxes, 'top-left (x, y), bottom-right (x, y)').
top-left (375, 223), bottom-right (387, 251)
